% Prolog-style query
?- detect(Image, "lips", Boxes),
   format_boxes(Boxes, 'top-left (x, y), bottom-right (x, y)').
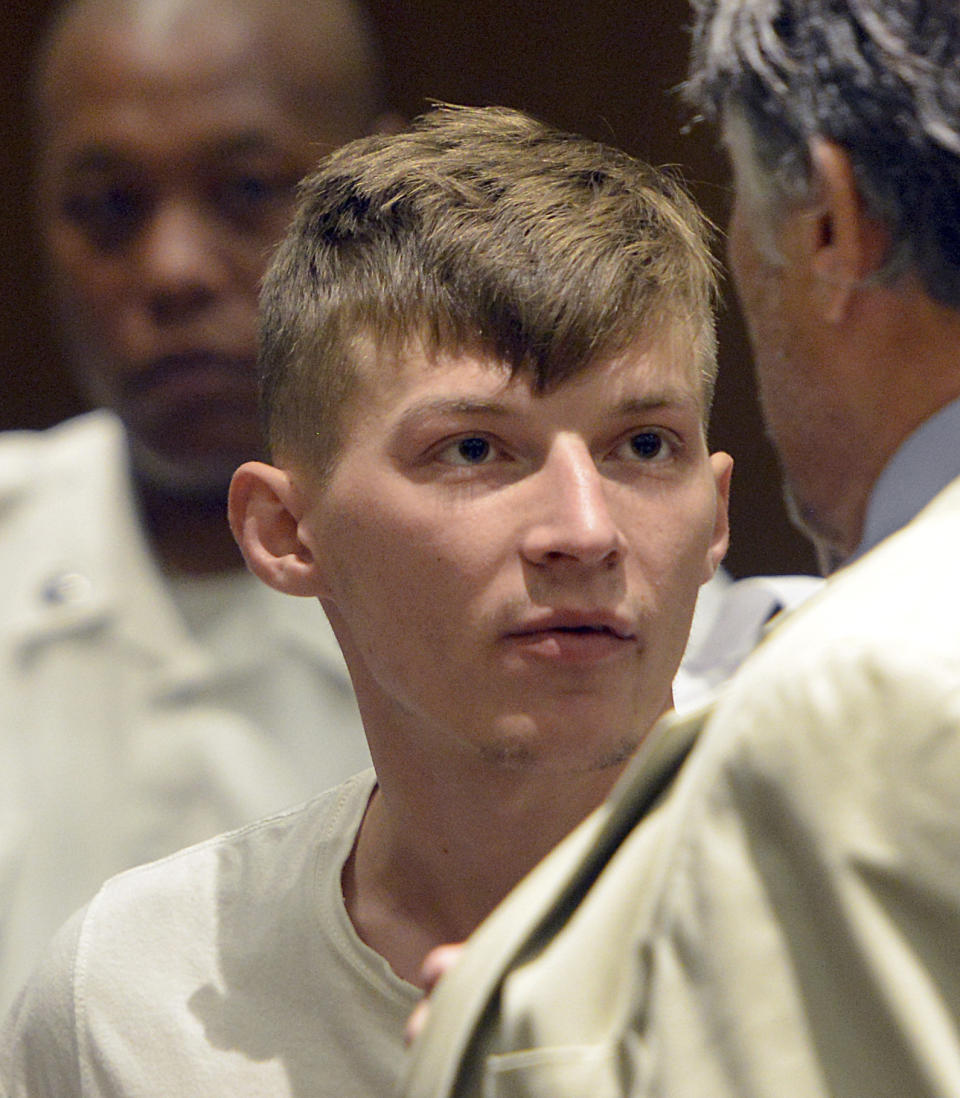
top-left (121, 349), bottom-right (253, 398)
top-left (509, 611), bottom-right (635, 639)
top-left (504, 612), bottom-right (637, 664)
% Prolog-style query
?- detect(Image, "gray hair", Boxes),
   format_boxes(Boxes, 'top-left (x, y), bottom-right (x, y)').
top-left (686, 0), bottom-right (960, 306)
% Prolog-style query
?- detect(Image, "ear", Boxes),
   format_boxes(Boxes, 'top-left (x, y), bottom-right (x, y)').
top-left (804, 139), bottom-right (891, 323)
top-left (228, 461), bottom-right (324, 597)
top-left (702, 451), bottom-right (733, 582)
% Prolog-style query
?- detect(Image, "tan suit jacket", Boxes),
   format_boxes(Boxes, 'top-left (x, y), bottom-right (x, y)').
top-left (404, 474), bottom-right (960, 1098)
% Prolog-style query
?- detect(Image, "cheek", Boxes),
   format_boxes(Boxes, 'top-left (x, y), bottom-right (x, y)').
top-left (319, 512), bottom-right (481, 713)
top-left (318, 502), bottom-right (454, 623)
top-left (260, 205), bottom-right (300, 249)
top-left (224, 228), bottom-right (287, 287)
top-left (228, 200), bottom-right (304, 282)
top-left (645, 489), bottom-right (722, 590)
top-left (321, 495), bottom-right (500, 665)
top-left (43, 221), bottom-right (123, 320)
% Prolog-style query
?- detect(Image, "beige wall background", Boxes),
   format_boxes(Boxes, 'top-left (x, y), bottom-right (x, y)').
top-left (0, 0), bottom-right (817, 577)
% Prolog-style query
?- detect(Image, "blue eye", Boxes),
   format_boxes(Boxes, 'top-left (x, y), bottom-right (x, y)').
top-left (456, 437), bottom-right (491, 463)
top-left (630, 432), bottom-right (664, 459)
top-left (435, 435), bottom-right (499, 467)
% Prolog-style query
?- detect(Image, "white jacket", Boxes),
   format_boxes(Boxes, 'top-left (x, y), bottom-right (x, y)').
top-left (0, 412), bottom-right (370, 1013)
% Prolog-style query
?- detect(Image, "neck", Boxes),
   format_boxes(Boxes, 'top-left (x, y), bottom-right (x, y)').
top-left (791, 280), bottom-right (960, 569)
top-left (343, 750), bottom-right (626, 987)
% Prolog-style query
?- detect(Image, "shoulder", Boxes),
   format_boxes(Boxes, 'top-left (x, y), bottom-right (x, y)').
top-left (0, 411), bottom-right (123, 484)
top-left (0, 905), bottom-right (87, 1096)
top-left (689, 500), bottom-right (960, 858)
top-left (0, 411), bottom-right (134, 646)
top-left (0, 412), bottom-right (127, 546)
top-left (81, 768), bottom-right (375, 934)
top-left (0, 771), bottom-right (376, 1086)
top-left (638, 494), bottom-right (960, 1095)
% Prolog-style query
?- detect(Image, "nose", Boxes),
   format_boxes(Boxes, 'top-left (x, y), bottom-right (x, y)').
top-left (136, 200), bottom-right (229, 322)
top-left (521, 438), bottom-right (626, 568)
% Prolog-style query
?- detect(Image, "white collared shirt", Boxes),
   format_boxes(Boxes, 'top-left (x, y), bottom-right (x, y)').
top-left (852, 394), bottom-right (960, 561)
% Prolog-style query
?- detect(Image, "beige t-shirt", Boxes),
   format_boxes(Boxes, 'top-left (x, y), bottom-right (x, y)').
top-left (1, 770), bottom-right (422, 1097)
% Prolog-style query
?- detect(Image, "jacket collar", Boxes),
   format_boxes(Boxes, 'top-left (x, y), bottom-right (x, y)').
top-left (1, 411), bottom-right (134, 650)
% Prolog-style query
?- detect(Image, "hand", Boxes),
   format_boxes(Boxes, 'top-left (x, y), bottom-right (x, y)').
top-left (405, 942), bottom-right (465, 1044)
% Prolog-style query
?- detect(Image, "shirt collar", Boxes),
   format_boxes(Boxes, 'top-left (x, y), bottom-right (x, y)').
top-left (851, 394), bottom-right (960, 562)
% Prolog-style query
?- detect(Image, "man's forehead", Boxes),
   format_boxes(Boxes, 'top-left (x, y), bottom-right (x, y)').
top-left (352, 326), bottom-right (705, 412)
top-left (37, 0), bottom-right (377, 134)
top-left (37, 4), bottom-right (255, 121)
top-left (556, 340), bottom-right (705, 416)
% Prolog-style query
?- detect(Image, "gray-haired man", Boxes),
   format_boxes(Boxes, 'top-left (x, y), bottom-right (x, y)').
top-left (404, 5), bottom-right (960, 1096)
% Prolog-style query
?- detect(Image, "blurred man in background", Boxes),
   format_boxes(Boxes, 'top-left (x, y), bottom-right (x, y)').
top-left (0, 0), bottom-right (392, 1012)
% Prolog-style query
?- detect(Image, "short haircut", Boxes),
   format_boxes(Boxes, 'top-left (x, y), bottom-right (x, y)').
top-left (686, 0), bottom-right (960, 307)
top-left (259, 104), bottom-right (719, 476)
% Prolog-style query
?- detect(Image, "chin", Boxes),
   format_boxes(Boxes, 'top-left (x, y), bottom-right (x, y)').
top-left (127, 437), bottom-right (239, 500)
top-left (479, 719), bottom-right (642, 776)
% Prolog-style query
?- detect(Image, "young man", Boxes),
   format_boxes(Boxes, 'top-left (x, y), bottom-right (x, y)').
top-left (1, 104), bottom-right (731, 1096)
top-left (403, 4), bottom-right (960, 1097)
top-left (0, 0), bottom-right (388, 1012)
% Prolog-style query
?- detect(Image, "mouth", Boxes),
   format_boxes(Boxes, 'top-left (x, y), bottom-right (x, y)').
top-left (544, 623), bottom-right (631, 638)
top-left (505, 614), bottom-right (637, 664)
top-left (115, 351), bottom-right (262, 463)
top-left (122, 351), bottom-right (257, 403)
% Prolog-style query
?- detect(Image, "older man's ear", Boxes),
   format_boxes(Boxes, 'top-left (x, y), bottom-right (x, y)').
top-left (805, 139), bottom-right (892, 325)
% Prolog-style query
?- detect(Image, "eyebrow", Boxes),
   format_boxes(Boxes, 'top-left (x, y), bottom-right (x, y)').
top-left (395, 389), bottom-right (700, 432)
top-left (63, 131), bottom-right (282, 176)
top-left (393, 398), bottom-right (513, 433)
top-left (612, 391), bottom-right (701, 417)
